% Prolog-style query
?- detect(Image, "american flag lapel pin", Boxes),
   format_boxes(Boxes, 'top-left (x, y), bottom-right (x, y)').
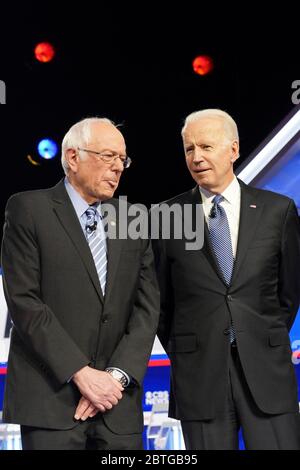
top-left (250, 204), bottom-right (257, 208)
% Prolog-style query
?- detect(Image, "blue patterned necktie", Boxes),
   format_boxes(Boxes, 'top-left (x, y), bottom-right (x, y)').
top-left (85, 206), bottom-right (107, 295)
top-left (209, 194), bottom-right (235, 343)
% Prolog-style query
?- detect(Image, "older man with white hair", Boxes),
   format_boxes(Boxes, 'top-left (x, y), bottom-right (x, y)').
top-left (153, 109), bottom-right (300, 449)
top-left (1, 117), bottom-right (159, 449)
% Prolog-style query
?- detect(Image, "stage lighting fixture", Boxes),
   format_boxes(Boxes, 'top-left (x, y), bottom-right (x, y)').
top-left (34, 42), bottom-right (55, 63)
top-left (37, 139), bottom-right (58, 160)
top-left (192, 55), bottom-right (214, 76)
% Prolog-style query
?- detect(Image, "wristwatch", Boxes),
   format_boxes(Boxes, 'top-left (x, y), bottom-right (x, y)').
top-left (106, 368), bottom-right (128, 387)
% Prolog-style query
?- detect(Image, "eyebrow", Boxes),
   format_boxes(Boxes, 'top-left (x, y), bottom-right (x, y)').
top-left (184, 141), bottom-right (214, 147)
top-left (96, 148), bottom-right (127, 155)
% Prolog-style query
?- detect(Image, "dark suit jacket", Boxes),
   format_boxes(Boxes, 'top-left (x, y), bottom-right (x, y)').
top-left (153, 180), bottom-right (300, 420)
top-left (1, 179), bottom-right (159, 432)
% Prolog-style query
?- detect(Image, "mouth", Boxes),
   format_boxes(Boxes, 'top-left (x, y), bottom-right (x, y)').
top-left (104, 180), bottom-right (118, 189)
top-left (193, 168), bottom-right (211, 174)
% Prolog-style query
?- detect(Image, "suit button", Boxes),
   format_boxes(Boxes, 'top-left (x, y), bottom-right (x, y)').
top-left (223, 329), bottom-right (230, 335)
top-left (102, 317), bottom-right (108, 323)
top-left (226, 295), bottom-right (233, 301)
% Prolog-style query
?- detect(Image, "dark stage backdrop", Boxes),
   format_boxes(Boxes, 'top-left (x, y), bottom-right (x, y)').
top-left (0, 3), bottom-right (299, 238)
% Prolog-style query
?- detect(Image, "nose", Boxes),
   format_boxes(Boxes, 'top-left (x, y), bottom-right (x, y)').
top-left (192, 146), bottom-right (205, 164)
top-left (111, 156), bottom-right (125, 172)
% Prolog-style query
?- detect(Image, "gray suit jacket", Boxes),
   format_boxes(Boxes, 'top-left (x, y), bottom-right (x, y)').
top-left (1, 179), bottom-right (160, 432)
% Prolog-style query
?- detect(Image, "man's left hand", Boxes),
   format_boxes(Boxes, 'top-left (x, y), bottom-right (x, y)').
top-left (74, 396), bottom-right (101, 421)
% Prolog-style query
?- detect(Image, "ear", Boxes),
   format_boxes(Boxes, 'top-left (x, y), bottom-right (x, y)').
top-left (65, 148), bottom-right (79, 172)
top-left (230, 140), bottom-right (239, 163)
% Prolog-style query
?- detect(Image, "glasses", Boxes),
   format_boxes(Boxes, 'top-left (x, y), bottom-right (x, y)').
top-left (77, 147), bottom-right (132, 169)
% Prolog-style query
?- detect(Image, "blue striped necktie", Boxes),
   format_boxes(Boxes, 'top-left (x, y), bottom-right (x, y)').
top-left (85, 206), bottom-right (107, 295)
top-left (209, 194), bottom-right (235, 343)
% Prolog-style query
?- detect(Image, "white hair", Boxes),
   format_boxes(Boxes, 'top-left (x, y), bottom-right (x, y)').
top-left (181, 109), bottom-right (239, 142)
top-left (61, 117), bottom-right (117, 174)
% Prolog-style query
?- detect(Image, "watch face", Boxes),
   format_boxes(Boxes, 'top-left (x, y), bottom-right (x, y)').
top-left (112, 370), bottom-right (123, 380)
top-left (108, 369), bottom-right (127, 386)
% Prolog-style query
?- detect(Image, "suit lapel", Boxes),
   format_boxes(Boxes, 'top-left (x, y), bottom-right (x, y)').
top-left (50, 180), bottom-right (104, 303)
top-left (230, 180), bottom-right (264, 284)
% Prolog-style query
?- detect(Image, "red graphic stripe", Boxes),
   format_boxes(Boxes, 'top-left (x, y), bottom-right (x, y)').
top-left (148, 359), bottom-right (170, 367)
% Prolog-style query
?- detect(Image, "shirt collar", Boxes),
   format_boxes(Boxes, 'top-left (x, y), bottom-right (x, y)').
top-left (199, 175), bottom-right (240, 205)
top-left (221, 176), bottom-right (240, 205)
top-left (64, 177), bottom-right (100, 218)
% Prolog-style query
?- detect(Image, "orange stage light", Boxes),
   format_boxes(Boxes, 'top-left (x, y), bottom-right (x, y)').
top-left (192, 55), bottom-right (214, 76)
top-left (34, 42), bottom-right (55, 63)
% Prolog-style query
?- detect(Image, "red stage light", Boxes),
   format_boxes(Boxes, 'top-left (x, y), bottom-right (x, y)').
top-left (34, 42), bottom-right (55, 63)
top-left (192, 55), bottom-right (214, 76)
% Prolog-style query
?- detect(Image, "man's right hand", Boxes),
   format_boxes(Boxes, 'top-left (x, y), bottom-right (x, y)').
top-left (72, 366), bottom-right (123, 410)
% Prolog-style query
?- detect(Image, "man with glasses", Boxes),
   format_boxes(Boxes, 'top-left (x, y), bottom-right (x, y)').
top-left (1, 117), bottom-right (159, 449)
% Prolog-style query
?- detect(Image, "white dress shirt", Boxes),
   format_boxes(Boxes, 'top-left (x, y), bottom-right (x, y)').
top-left (199, 176), bottom-right (241, 258)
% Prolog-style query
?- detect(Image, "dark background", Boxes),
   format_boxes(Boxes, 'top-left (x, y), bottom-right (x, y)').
top-left (0, 3), bottom-right (299, 236)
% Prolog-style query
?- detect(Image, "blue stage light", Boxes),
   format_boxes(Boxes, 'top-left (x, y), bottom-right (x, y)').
top-left (37, 139), bottom-right (58, 160)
